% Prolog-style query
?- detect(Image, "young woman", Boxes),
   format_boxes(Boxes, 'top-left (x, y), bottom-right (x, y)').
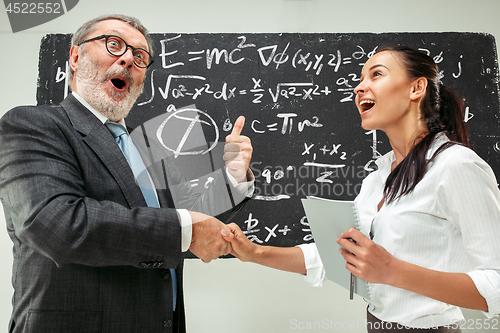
top-left (222, 46), bottom-right (500, 332)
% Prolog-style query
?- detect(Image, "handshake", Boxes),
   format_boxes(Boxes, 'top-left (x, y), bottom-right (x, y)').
top-left (187, 212), bottom-right (233, 263)
top-left (188, 214), bottom-right (254, 263)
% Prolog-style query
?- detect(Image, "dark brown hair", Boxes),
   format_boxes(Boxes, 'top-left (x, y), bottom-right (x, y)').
top-left (380, 46), bottom-right (469, 203)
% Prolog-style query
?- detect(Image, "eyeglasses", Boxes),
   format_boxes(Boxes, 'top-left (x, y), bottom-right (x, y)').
top-left (78, 34), bottom-right (154, 69)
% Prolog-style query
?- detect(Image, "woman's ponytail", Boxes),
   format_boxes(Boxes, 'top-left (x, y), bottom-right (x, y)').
top-left (436, 84), bottom-right (469, 145)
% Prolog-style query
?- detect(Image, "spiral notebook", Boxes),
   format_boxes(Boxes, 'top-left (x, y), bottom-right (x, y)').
top-left (301, 196), bottom-right (370, 299)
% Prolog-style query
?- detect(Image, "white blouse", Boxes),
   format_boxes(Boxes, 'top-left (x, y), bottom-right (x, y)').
top-left (299, 133), bottom-right (500, 328)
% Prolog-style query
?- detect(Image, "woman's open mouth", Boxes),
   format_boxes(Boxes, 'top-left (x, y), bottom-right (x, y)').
top-left (359, 99), bottom-right (375, 113)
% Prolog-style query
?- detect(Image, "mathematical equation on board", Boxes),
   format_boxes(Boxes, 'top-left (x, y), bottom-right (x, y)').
top-left (240, 212), bottom-right (313, 244)
top-left (54, 36), bottom-right (470, 108)
top-left (138, 52), bottom-right (465, 107)
top-left (157, 35), bottom-right (467, 77)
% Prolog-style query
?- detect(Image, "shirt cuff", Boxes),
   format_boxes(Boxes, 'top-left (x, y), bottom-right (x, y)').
top-left (225, 167), bottom-right (255, 198)
top-left (296, 243), bottom-right (326, 287)
top-left (176, 209), bottom-right (192, 252)
top-left (467, 270), bottom-right (500, 317)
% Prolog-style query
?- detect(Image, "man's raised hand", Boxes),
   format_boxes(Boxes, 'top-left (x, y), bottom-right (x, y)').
top-left (224, 116), bottom-right (253, 183)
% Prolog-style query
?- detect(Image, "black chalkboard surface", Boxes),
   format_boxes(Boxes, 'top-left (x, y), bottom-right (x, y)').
top-left (37, 32), bottom-right (500, 250)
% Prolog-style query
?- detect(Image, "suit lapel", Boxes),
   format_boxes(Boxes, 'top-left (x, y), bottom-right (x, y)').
top-left (60, 95), bottom-right (147, 208)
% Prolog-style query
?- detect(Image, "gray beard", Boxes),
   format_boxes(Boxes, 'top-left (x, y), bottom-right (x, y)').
top-left (75, 56), bottom-right (144, 122)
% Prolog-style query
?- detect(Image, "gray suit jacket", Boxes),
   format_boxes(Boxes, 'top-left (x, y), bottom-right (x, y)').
top-left (0, 95), bottom-right (230, 333)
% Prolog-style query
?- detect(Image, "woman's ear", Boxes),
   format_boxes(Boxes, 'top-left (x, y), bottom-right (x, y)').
top-left (410, 77), bottom-right (427, 101)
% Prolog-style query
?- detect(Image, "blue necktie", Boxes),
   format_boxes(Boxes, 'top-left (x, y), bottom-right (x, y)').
top-left (105, 121), bottom-right (178, 310)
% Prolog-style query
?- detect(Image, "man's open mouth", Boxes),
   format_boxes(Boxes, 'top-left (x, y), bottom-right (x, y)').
top-left (111, 78), bottom-right (127, 90)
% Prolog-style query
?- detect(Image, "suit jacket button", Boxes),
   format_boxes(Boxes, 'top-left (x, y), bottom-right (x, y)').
top-left (162, 270), bottom-right (170, 280)
top-left (140, 262), bottom-right (149, 268)
top-left (163, 320), bottom-right (173, 328)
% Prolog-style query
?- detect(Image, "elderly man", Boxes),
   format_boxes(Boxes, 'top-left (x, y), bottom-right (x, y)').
top-left (0, 14), bottom-right (253, 333)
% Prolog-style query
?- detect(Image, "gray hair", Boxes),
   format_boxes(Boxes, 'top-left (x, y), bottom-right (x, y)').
top-left (69, 14), bottom-right (153, 85)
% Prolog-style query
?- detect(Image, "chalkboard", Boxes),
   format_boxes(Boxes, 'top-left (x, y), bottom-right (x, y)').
top-left (37, 32), bottom-right (500, 250)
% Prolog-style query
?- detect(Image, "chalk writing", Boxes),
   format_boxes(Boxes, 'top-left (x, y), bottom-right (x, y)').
top-left (156, 107), bottom-right (219, 158)
top-left (39, 32), bottom-right (499, 250)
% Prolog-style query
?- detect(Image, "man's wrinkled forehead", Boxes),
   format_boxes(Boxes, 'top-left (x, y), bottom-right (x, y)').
top-left (85, 19), bottom-right (149, 51)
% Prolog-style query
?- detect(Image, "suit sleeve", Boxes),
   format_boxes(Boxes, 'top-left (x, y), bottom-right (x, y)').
top-left (0, 106), bottom-right (182, 269)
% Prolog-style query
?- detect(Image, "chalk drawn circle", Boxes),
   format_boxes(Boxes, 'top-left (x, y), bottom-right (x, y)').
top-left (156, 108), bottom-right (219, 157)
top-left (494, 142), bottom-right (500, 153)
